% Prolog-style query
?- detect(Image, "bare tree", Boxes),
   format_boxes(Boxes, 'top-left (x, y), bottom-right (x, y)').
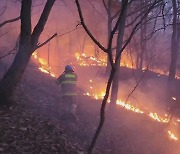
top-left (75, 0), bottom-right (162, 153)
top-left (110, 1), bottom-right (128, 104)
top-left (103, 0), bottom-right (120, 74)
top-left (169, 0), bottom-right (180, 80)
top-left (0, 0), bottom-right (57, 105)
top-left (0, 1), bottom-right (20, 59)
top-left (110, 0), bottom-right (165, 103)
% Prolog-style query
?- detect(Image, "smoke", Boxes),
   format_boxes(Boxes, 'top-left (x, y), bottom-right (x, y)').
top-left (0, 1), bottom-right (179, 153)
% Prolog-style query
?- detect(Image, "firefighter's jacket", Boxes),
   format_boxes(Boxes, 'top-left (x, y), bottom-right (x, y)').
top-left (56, 71), bottom-right (77, 96)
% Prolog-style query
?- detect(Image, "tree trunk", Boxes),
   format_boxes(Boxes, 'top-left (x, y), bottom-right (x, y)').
top-left (0, 0), bottom-right (55, 106)
top-left (0, 0), bottom-right (32, 105)
top-left (169, 32), bottom-right (178, 79)
top-left (139, 22), bottom-right (144, 69)
top-left (136, 52), bottom-right (140, 69)
top-left (169, 0), bottom-right (179, 80)
top-left (82, 36), bottom-right (86, 53)
top-left (105, 0), bottom-right (112, 75)
top-left (110, 53), bottom-right (122, 103)
top-left (139, 1), bottom-right (147, 70)
top-left (105, 17), bottom-right (112, 74)
top-left (0, 45), bottom-right (32, 104)
top-left (110, 2), bottom-right (127, 104)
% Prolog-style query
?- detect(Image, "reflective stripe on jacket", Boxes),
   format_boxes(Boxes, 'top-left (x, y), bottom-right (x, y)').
top-left (57, 72), bottom-right (77, 96)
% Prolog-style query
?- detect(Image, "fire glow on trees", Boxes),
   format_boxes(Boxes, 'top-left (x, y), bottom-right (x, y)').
top-left (31, 51), bottom-right (179, 141)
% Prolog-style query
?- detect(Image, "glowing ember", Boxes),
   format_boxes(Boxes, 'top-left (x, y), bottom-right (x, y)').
top-left (172, 122), bottom-right (178, 126)
top-left (116, 99), bottom-right (144, 113)
top-left (75, 52), bottom-right (80, 60)
top-left (39, 58), bottom-right (47, 65)
top-left (50, 73), bottom-right (56, 77)
top-left (94, 94), bottom-right (98, 100)
top-left (85, 92), bottom-right (90, 96)
top-left (82, 53), bottom-right (87, 57)
top-left (38, 67), bottom-right (56, 78)
top-left (168, 131), bottom-right (178, 141)
top-left (100, 92), bottom-right (105, 98)
top-left (39, 67), bottom-right (49, 74)
top-left (32, 52), bottom-right (37, 59)
top-left (149, 112), bottom-right (169, 123)
top-left (172, 97), bottom-right (176, 101)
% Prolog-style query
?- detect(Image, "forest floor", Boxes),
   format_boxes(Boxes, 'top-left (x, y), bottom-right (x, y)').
top-left (0, 65), bottom-right (180, 154)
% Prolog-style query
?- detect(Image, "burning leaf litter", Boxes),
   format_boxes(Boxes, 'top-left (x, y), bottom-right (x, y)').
top-left (168, 131), bottom-right (178, 141)
top-left (32, 52), bottom-right (179, 141)
top-left (32, 52), bottom-right (56, 78)
top-left (83, 90), bottom-right (179, 141)
top-left (75, 52), bottom-right (180, 79)
top-left (82, 81), bottom-right (179, 141)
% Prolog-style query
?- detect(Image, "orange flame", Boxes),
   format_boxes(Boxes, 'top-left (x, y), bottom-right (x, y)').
top-left (32, 51), bottom-right (180, 143)
top-left (168, 131), bottom-right (178, 141)
top-left (148, 112), bottom-right (169, 123)
top-left (32, 52), bottom-right (56, 78)
top-left (116, 99), bottom-right (144, 113)
top-left (75, 52), bottom-right (180, 79)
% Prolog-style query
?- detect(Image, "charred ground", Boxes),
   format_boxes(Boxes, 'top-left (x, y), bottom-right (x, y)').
top-left (0, 64), bottom-right (179, 154)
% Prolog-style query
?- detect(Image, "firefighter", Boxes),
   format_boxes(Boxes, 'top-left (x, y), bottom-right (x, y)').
top-left (56, 65), bottom-right (77, 121)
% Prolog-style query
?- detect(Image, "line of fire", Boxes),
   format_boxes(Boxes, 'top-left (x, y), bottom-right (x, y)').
top-left (32, 50), bottom-right (180, 141)
top-left (0, 0), bottom-right (179, 153)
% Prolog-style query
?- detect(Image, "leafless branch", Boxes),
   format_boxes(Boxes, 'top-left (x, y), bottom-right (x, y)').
top-left (108, 0), bottom-right (129, 64)
top-left (124, 42), bottom-right (168, 105)
top-left (32, 0), bottom-right (45, 7)
top-left (125, 69), bottom-right (148, 104)
top-left (112, 9), bottom-right (121, 20)
top-left (31, 0), bottom-right (56, 46)
top-left (124, 49), bottom-right (158, 105)
top-left (115, 0), bottom-right (163, 63)
top-left (88, 1), bottom-right (129, 153)
top-left (102, 0), bottom-right (108, 13)
top-left (88, 68), bottom-right (116, 154)
top-left (35, 33), bottom-right (57, 50)
top-left (125, 3), bottom-right (162, 28)
top-left (0, 16), bottom-right (20, 28)
top-left (0, 48), bottom-right (16, 59)
top-left (88, 0), bottom-right (106, 20)
top-left (77, 1), bottom-right (163, 154)
top-left (128, 44), bottom-right (138, 83)
top-left (75, 0), bottom-right (107, 53)
top-left (57, 26), bottom-right (81, 37)
top-left (0, 1), bottom-right (7, 17)
top-left (161, 1), bottom-right (167, 30)
top-left (0, 31), bottom-right (9, 38)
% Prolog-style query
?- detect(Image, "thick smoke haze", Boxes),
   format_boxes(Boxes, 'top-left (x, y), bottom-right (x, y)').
top-left (0, 1), bottom-right (179, 153)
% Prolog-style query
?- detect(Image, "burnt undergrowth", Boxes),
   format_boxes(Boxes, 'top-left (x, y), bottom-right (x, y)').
top-left (0, 65), bottom-right (179, 154)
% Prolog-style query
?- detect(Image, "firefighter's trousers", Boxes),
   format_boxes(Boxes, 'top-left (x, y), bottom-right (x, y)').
top-left (61, 96), bottom-right (77, 120)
